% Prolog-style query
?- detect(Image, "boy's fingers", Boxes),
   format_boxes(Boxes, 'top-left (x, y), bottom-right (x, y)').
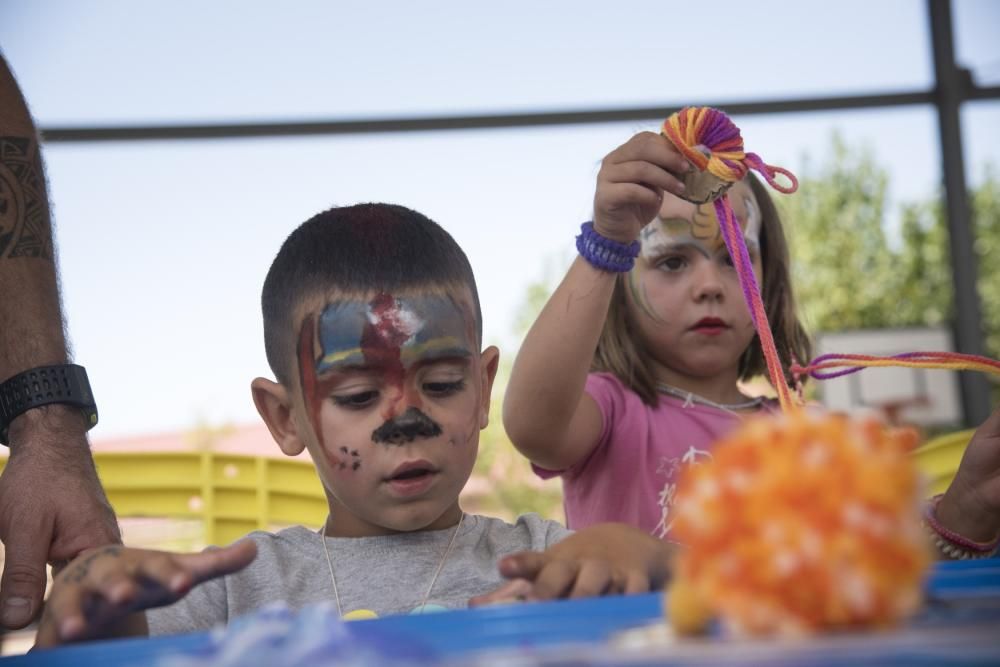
top-left (567, 560), bottom-right (613, 599)
top-left (468, 578), bottom-right (534, 607)
top-left (498, 551), bottom-right (546, 580)
top-left (33, 613), bottom-right (62, 649)
top-left (33, 587), bottom-right (90, 648)
top-left (531, 560), bottom-right (578, 600)
top-left (623, 570), bottom-right (652, 594)
top-left (133, 554), bottom-right (194, 602)
top-left (95, 569), bottom-right (139, 607)
top-left (177, 540), bottom-right (257, 585)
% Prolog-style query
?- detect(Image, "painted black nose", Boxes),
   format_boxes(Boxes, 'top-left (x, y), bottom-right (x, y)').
top-left (371, 407), bottom-right (443, 445)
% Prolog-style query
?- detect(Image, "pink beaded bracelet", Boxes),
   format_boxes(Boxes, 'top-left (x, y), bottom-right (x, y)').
top-left (924, 494), bottom-right (1000, 557)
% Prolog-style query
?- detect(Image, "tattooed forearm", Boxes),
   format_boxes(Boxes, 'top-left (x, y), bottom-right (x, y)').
top-left (0, 135), bottom-right (53, 261)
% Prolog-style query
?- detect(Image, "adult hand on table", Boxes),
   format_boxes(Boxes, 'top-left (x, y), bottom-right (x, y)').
top-left (0, 407), bottom-right (121, 628)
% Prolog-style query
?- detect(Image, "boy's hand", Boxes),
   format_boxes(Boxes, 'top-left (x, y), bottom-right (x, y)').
top-left (468, 578), bottom-right (536, 606)
top-left (34, 540), bottom-right (257, 648)
top-left (471, 524), bottom-right (672, 606)
top-left (936, 405), bottom-right (1000, 543)
top-left (593, 132), bottom-right (690, 243)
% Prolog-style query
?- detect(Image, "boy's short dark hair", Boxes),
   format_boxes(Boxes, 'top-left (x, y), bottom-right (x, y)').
top-left (261, 203), bottom-right (482, 385)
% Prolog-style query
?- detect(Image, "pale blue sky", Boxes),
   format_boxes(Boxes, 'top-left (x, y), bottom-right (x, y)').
top-left (1, 0), bottom-right (998, 437)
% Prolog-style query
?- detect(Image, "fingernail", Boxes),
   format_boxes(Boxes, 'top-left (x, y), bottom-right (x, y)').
top-left (682, 161), bottom-right (692, 172)
top-left (170, 573), bottom-right (189, 592)
top-left (500, 561), bottom-right (521, 576)
top-left (60, 616), bottom-right (83, 639)
top-left (2, 597), bottom-right (32, 626)
top-left (676, 182), bottom-right (686, 192)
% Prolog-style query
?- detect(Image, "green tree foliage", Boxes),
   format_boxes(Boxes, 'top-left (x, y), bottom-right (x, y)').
top-left (972, 169), bottom-right (1000, 362)
top-left (467, 258), bottom-right (569, 522)
top-left (471, 387), bottom-right (564, 521)
top-left (781, 135), bottom-right (999, 367)
top-left (893, 197), bottom-right (953, 328)
top-left (779, 134), bottom-right (899, 332)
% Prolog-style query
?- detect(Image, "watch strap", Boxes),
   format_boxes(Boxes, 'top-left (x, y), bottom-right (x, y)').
top-left (0, 364), bottom-right (98, 446)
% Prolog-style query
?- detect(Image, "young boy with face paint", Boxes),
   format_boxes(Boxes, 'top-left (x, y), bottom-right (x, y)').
top-left (35, 203), bottom-right (672, 648)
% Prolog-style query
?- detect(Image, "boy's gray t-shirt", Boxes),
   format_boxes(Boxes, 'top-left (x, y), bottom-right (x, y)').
top-left (147, 513), bottom-right (571, 636)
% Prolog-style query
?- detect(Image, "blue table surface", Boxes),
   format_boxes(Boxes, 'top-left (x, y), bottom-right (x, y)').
top-left (7, 559), bottom-right (1000, 666)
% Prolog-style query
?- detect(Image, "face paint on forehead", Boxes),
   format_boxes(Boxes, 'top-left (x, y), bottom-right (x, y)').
top-left (739, 193), bottom-right (762, 251)
top-left (296, 293), bottom-right (476, 466)
top-left (297, 313), bottom-right (341, 462)
top-left (316, 293), bottom-right (474, 374)
top-left (640, 197), bottom-right (761, 260)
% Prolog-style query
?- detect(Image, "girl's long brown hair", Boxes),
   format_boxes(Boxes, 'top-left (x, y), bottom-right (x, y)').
top-left (592, 174), bottom-right (812, 406)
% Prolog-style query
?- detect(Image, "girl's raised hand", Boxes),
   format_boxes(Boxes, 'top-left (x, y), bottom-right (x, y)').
top-left (593, 132), bottom-right (691, 243)
top-left (34, 540), bottom-right (257, 648)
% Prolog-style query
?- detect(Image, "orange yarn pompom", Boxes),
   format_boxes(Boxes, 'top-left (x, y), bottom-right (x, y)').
top-left (668, 411), bottom-right (931, 637)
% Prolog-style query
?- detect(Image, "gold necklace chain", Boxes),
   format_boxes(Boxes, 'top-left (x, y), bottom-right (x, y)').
top-left (321, 512), bottom-right (465, 617)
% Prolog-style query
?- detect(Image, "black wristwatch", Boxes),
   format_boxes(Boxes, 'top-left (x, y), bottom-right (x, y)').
top-left (0, 364), bottom-right (98, 446)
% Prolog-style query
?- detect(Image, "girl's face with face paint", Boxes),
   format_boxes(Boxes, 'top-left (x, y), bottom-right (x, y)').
top-left (294, 288), bottom-right (498, 537)
top-left (624, 179), bottom-right (763, 387)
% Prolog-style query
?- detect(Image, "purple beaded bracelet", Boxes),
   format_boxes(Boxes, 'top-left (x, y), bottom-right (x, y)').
top-left (576, 222), bottom-right (640, 273)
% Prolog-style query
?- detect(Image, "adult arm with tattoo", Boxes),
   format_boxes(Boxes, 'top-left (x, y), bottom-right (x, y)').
top-left (0, 52), bottom-right (121, 629)
top-left (34, 541), bottom-right (257, 648)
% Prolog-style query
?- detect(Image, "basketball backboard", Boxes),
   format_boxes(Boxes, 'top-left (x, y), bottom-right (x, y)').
top-left (814, 327), bottom-right (962, 427)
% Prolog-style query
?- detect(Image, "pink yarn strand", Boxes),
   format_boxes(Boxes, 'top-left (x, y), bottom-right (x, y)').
top-left (714, 198), bottom-right (795, 410)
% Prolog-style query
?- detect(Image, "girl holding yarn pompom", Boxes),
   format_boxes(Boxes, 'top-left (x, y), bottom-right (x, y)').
top-left (502, 108), bottom-right (1000, 565)
top-left (504, 111), bottom-right (811, 539)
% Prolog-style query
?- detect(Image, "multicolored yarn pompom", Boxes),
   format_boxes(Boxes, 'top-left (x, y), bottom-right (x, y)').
top-left (667, 411), bottom-right (931, 637)
top-left (662, 106), bottom-right (797, 205)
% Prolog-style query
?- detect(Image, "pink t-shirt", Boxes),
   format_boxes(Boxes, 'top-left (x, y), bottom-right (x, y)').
top-left (534, 372), bottom-right (777, 539)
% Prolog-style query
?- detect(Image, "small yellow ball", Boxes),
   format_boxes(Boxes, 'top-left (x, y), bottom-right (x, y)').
top-left (666, 579), bottom-right (712, 636)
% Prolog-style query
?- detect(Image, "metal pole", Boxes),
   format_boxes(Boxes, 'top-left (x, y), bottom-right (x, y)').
top-left (929, 0), bottom-right (992, 426)
top-left (38, 91), bottom-right (939, 143)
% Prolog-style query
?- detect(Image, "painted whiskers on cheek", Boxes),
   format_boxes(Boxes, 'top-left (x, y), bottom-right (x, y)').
top-left (337, 446), bottom-right (362, 471)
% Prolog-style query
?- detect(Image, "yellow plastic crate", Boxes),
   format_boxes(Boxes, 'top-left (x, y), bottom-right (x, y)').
top-left (0, 451), bottom-right (328, 546)
top-left (912, 429), bottom-right (974, 496)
